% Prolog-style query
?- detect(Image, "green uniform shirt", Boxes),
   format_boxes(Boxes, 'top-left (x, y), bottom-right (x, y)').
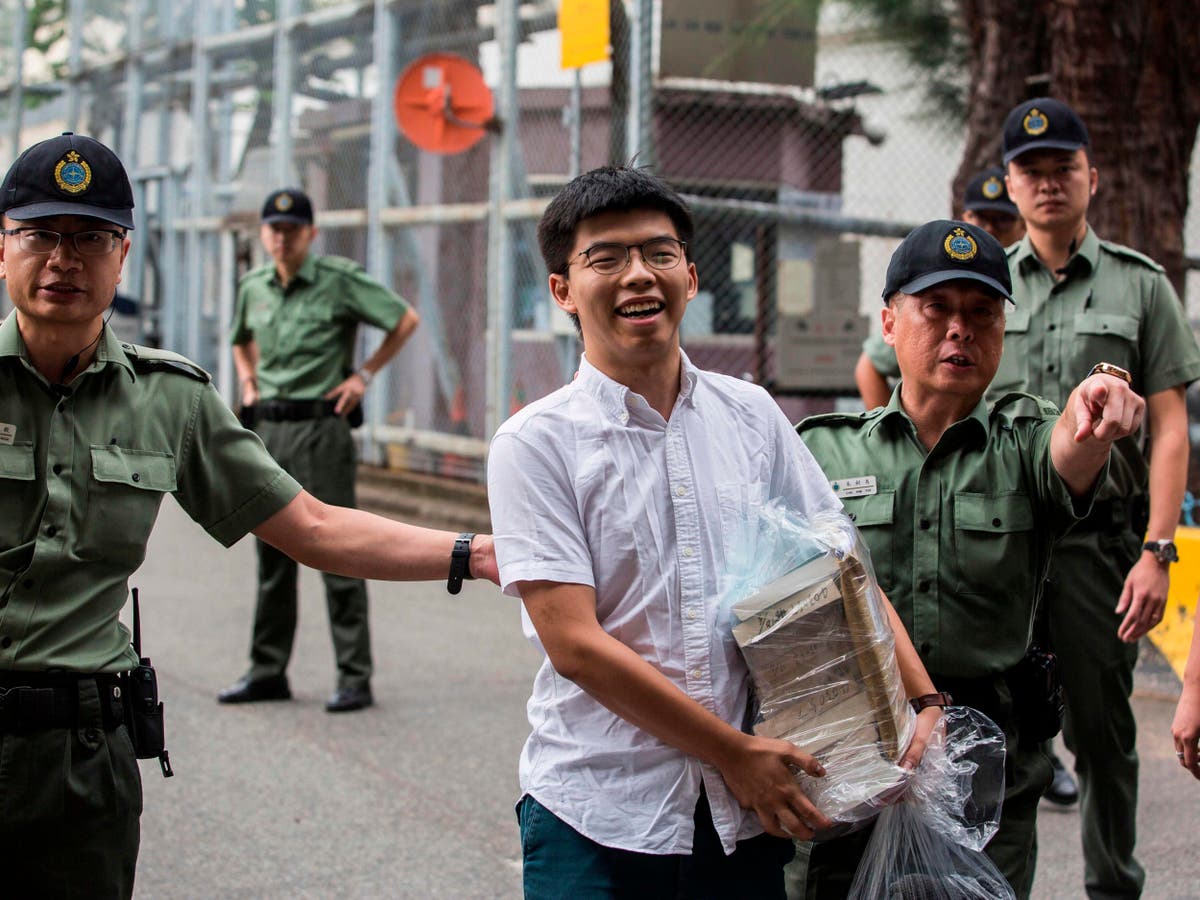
top-left (990, 227), bottom-right (1200, 500)
top-left (862, 332), bottom-right (900, 381)
top-left (798, 389), bottom-right (1094, 678)
top-left (0, 316), bottom-right (302, 673)
top-left (231, 253), bottom-right (410, 401)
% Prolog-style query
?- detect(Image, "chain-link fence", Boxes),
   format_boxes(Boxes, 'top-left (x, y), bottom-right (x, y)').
top-left (1, 0), bottom-right (1198, 483)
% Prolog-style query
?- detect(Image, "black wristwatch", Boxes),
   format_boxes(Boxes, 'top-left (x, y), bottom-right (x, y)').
top-left (1142, 540), bottom-right (1179, 564)
top-left (447, 532), bottom-right (476, 595)
top-left (909, 691), bottom-right (953, 713)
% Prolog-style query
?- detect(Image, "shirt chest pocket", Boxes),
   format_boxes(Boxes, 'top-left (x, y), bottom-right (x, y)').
top-left (1071, 312), bottom-right (1138, 378)
top-left (991, 310), bottom-right (1032, 396)
top-left (840, 491), bottom-right (896, 594)
top-left (0, 442), bottom-right (36, 548)
top-left (78, 446), bottom-right (177, 563)
top-left (952, 492), bottom-right (1035, 598)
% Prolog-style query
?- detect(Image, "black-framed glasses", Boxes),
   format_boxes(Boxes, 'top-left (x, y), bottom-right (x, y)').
top-left (0, 227), bottom-right (125, 257)
top-left (571, 237), bottom-right (686, 275)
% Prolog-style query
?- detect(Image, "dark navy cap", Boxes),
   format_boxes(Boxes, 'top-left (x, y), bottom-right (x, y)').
top-left (261, 188), bottom-right (313, 225)
top-left (962, 167), bottom-right (1018, 216)
top-left (883, 220), bottom-right (1012, 302)
top-left (0, 132), bottom-right (134, 229)
top-left (1002, 98), bottom-right (1090, 165)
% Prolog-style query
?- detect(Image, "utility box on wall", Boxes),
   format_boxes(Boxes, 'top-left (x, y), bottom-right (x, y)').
top-left (774, 238), bottom-right (867, 393)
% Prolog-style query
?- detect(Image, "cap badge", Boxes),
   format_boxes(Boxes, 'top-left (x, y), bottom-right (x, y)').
top-left (1022, 107), bottom-right (1048, 136)
top-left (944, 227), bottom-right (978, 261)
top-left (981, 176), bottom-right (1004, 200)
top-left (274, 193), bottom-right (294, 212)
top-left (54, 150), bottom-right (92, 195)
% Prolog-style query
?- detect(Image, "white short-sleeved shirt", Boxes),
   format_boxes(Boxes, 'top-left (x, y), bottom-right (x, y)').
top-left (488, 352), bottom-right (840, 855)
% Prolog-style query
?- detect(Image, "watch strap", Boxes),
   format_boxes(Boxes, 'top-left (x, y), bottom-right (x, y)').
top-left (356, 367), bottom-right (374, 387)
top-left (909, 691), bottom-right (954, 713)
top-left (447, 532), bottom-right (476, 595)
top-left (1142, 540), bottom-right (1179, 563)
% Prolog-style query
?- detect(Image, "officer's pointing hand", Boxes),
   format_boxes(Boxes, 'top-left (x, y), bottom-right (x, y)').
top-left (1072, 374), bottom-right (1144, 444)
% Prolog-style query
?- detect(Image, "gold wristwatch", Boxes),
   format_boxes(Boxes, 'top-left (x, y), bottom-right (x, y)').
top-left (1087, 362), bottom-right (1132, 385)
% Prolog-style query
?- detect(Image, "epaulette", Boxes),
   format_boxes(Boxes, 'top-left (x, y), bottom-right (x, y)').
top-left (122, 343), bottom-right (211, 382)
top-left (795, 407), bottom-right (883, 434)
top-left (242, 261), bottom-right (276, 282)
top-left (1098, 240), bottom-right (1165, 274)
top-left (990, 391), bottom-right (1058, 421)
top-left (315, 255), bottom-right (366, 276)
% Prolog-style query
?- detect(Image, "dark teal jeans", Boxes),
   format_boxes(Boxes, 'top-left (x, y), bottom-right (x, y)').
top-left (518, 790), bottom-right (795, 899)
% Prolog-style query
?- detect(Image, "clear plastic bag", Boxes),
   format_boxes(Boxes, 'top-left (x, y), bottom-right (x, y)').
top-left (720, 501), bottom-right (916, 838)
top-left (847, 706), bottom-right (1012, 899)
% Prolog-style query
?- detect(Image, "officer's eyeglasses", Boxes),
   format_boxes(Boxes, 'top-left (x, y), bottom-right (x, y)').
top-left (0, 227), bottom-right (125, 257)
top-left (570, 237), bottom-right (687, 276)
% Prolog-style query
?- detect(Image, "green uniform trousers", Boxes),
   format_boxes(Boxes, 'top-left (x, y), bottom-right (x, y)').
top-left (0, 679), bottom-right (142, 899)
top-left (787, 675), bottom-right (1052, 900)
top-left (250, 415), bottom-right (372, 689)
top-left (1045, 525), bottom-right (1144, 900)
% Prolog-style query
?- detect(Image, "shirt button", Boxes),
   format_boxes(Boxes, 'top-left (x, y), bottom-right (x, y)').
top-left (52, 463), bottom-right (63, 475)
top-left (46, 526), bottom-right (57, 537)
top-left (683, 547), bottom-right (694, 558)
top-left (676, 486), bottom-right (687, 497)
top-left (919, 518), bottom-right (931, 530)
top-left (1048, 323), bottom-right (1057, 331)
top-left (131, 473), bottom-right (140, 483)
top-left (992, 517), bottom-right (1002, 527)
top-left (848, 512), bottom-right (857, 522)
top-left (619, 412), bottom-right (629, 424)
top-left (1047, 364), bottom-right (1056, 373)
top-left (0, 637), bottom-right (11, 649)
top-left (918, 580), bottom-right (930, 592)
top-left (692, 668), bottom-right (702, 679)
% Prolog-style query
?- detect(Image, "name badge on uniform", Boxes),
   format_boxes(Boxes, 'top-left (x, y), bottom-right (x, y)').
top-left (0, 423), bottom-right (14, 445)
top-left (830, 475), bottom-right (877, 498)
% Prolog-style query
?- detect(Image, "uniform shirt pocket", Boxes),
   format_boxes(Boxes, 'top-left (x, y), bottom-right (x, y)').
top-left (952, 491), bottom-right (1036, 598)
top-left (992, 309), bottom-right (1032, 395)
top-left (840, 490), bottom-right (896, 593)
top-left (78, 446), bottom-right (177, 562)
top-left (0, 442), bottom-right (37, 548)
top-left (1071, 312), bottom-right (1138, 377)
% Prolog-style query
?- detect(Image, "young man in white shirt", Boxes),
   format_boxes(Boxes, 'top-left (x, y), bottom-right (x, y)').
top-left (487, 167), bottom-right (942, 898)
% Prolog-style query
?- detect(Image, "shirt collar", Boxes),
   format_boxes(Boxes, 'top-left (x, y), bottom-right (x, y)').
top-left (575, 350), bottom-right (698, 425)
top-left (1014, 225), bottom-right (1099, 279)
top-left (865, 381), bottom-right (990, 443)
top-left (0, 313), bottom-right (135, 382)
top-left (273, 253), bottom-right (318, 289)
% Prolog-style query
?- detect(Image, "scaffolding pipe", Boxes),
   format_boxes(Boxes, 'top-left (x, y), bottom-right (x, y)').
top-left (8, 1), bottom-right (25, 161)
top-left (270, 0), bottom-right (298, 185)
top-left (486, 0), bottom-right (519, 439)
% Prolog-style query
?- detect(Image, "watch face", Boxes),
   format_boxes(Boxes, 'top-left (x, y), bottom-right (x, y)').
top-left (1147, 541), bottom-right (1179, 562)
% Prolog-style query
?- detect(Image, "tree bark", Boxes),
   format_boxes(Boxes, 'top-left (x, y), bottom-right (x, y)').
top-left (952, 0), bottom-right (1200, 292)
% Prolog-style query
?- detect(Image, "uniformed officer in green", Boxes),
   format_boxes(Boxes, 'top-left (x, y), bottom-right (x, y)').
top-left (219, 189), bottom-right (420, 713)
top-left (793, 220), bottom-right (1145, 899)
top-left (996, 97), bottom-right (1200, 900)
top-left (854, 167), bottom-right (1026, 409)
top-left (0, 133), bottom-right (494, 898)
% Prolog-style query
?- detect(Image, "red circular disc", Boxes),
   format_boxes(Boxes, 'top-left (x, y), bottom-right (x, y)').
top-left (394, 53), bottom-right (495, 154)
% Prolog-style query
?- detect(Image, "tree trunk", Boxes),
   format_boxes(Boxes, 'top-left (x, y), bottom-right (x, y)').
top-left (952, 0), bottom-right (1200, 293)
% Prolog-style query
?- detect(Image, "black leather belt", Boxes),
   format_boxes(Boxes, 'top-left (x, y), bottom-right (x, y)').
top-left (258, 399), bottom-right (340, 422)
top-left (0, 672), bottom-right (124, 733)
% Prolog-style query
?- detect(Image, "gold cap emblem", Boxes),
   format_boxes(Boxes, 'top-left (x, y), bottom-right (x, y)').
top-left (944, 227), bottom-right (978, 261)
top-left (1022, 108), bottom-right (1049, 136)
top-left (981, 176), bottom-right (1003, 200)
top-left (54, 150), bottom-right (92, 194)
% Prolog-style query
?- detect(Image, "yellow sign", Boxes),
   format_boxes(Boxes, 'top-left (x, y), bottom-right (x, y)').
top-left (1152, 525), bottom-right (1199, 680)
top-left (560, 0), bottom-right (609, 69)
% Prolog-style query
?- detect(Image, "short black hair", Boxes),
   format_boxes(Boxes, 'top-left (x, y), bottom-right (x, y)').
top-left (537, 166), bottom-right (694, 277)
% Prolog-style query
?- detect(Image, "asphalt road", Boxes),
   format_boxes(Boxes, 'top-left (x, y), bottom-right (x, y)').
top-left (131, 499), bottom-right (1198, 899)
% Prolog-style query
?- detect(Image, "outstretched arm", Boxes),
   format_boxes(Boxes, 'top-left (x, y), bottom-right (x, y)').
top-left (1050, 372), bottom-right (1145, 497)
top-left (252, 489), bottom-right (497, 585)
top-left (519, 579), bottom-right (833, 840)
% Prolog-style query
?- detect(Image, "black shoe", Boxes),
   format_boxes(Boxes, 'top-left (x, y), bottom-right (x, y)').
top-left (1044, 753), bottom-right (1079, 806)
top-left (216, 674), bottom-right (291, 704)
top-left (325, 684), bottom-right (373, 713)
